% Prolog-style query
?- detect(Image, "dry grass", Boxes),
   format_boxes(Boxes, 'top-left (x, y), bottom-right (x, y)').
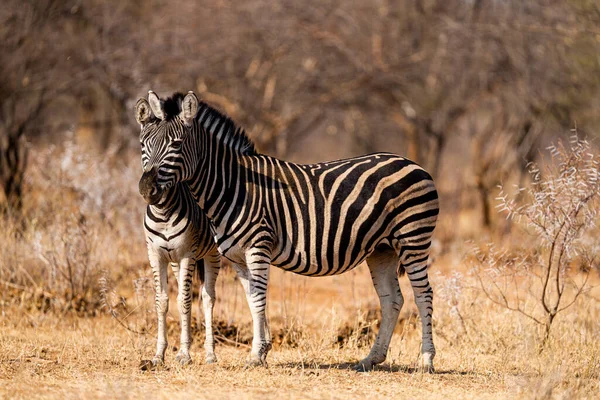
top-left (1, 141), bottom-right (599, 399)
top-left (1, 264), bottom-right (599, 399)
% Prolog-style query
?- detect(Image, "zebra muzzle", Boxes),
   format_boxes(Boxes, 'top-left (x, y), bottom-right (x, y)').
top-left (139, 167), bottom-right (163, 205)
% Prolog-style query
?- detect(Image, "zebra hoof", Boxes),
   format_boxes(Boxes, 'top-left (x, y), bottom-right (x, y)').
top-left (421, 365), bottom-right (435, 373)
top-left (175, 352), bottom-right (192, 366)
top-left (419, 364), bottom-right (435, 373)
top-left (139, 359), bottom-right (155, 371)
top-left (420, 352), bottom-right (435, 373)
top-left (140, 357), bottom-right (164, 371)
top-left (205, 354), bottom-right (218, 364)
top-left (352, 360), bottom-right (375, 372)
top-left (245, 356), bottom-right (268, 368)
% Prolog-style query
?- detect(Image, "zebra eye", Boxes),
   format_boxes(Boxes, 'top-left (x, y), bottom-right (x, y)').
top-left (171, 140), bottom-right (183, 149)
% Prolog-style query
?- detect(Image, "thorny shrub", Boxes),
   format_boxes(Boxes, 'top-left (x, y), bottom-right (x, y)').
top-left (99, 273), bottom-right (155, 334)
top-left (470, 134), bottom-right (599, 348)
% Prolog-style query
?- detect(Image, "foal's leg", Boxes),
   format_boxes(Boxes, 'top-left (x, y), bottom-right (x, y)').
top-left (201, 253), bottom-right (220, 364)
top-left (175, 257), bottom-right (195, 365)
top-left (150, 254), bottom-right (169, 366)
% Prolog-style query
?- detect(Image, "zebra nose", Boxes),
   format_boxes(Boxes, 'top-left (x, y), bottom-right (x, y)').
top-left (139, 167), bottom-right (161, 204)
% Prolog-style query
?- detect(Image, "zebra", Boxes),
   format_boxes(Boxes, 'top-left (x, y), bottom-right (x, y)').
top-left (136, 95), bottom-right (221, 366)
top-left (135, 91), bottom-right (440, 372)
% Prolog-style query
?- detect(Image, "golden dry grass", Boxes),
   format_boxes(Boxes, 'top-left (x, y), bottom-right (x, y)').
top-left (1, 263), bottom-right (599, 400)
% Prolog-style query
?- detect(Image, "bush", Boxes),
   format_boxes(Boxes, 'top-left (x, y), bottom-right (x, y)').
top-left (0, 136), bottom-right (146, 314)
top-left (471, 133), bottom-right (599, 348)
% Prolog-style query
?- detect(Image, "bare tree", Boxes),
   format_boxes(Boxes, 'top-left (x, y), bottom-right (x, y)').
top-left (0, 1), bottom-right (59, 213)
top-left (2, 0), bottom-right (600, 226)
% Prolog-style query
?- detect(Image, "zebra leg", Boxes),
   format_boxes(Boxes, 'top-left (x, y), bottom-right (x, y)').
top-left (151, 255), bottom-right (169, 366)
top-left (234, 258), bottom-right (272, 367)
top-left (354, 247), bottom-right (403, 372)
top-left (171, 262), bottom-right (180, 284)
top-left (175, 257), bottom-right (195, 365)
top-left (201, 254), bottom-right (220, 364)
top-left (402, 243), bottom-right (435, 373)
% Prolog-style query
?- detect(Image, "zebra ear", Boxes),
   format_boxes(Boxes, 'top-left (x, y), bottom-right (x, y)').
top-left (181, 91), bottom-right (199, 125)
top-left (147, 90), bottom-right (165, 120)
top-left (135, 98), bottom-right (153, 125)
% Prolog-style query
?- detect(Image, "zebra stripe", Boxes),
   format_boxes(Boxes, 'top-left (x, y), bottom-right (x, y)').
top-left (136, 94), bottom-right (220, 366)
top-left (136, 92), bottom-right (440, 372)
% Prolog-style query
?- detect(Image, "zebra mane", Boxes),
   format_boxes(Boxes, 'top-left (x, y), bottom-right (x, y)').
top-left (196, 101), bottom-right (256, 155)
top-left (162, 93), bottom-right (185, 121)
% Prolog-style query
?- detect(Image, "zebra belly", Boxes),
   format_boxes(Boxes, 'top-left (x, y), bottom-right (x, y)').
top-left (269, 240), bottom-right (374, 277)
top-left (274, 258), bottom-right (367, 277)
top-left (217, 239), bottom-right (371, 276)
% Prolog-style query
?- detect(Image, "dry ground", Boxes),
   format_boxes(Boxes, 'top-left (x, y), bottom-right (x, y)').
top-left (1, 264), bottom-right (599, 399)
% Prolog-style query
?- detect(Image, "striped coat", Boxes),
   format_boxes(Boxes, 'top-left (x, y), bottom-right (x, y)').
top-left (136, 91), bottom-right (439, 372)
top-left (137, 101), bottom-right (221, 366)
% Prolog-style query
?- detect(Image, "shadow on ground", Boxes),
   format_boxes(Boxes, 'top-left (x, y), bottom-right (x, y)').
top-left (275, 361), bottom-right (476, 375)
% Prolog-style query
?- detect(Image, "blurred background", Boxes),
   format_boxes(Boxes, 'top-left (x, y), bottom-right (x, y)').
top-left (2, 0), bottom-right (600, 235)
top-left (1, 3), bottom-right (599, 393)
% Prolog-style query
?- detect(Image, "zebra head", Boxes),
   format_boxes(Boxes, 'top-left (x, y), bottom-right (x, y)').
top-left (135, 91), bottom-right (200, 205)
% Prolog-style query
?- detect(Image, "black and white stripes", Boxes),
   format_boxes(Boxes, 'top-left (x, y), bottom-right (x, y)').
top-left (135, 91), bottom-right (440, 372)
top-left (136, 95), bottom-right (221, 366)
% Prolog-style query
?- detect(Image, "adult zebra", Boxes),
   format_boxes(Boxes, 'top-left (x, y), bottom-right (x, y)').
top-left (136, 96), bottom-right (220, 366)
top-left (136, 91), bottom-right (440, 372)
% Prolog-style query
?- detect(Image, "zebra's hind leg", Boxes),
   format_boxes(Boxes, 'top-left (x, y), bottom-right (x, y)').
top-left (354, 247), bottom-right (403, 372)
top-left (401, 241), bottom-right (435, 373)
top-left (175, 257), bottom-right (195, 366)
top-left (201, 253), bottom-right (220, 364)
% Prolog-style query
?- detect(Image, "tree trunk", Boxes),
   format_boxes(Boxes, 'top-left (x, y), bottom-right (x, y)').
top-left (0, 129), bottom-right (28, 215)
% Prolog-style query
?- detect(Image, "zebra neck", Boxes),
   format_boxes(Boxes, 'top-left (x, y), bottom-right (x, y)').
top-left (147, 186), bottom-right (180, 220)
top-left (192, 149), bottom-right (243, 224)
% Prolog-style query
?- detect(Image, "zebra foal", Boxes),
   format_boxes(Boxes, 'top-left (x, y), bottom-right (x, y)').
top-left (136, 91), bottom-right (440, 372)
top-left (136, 96), bottom-right (220, 366)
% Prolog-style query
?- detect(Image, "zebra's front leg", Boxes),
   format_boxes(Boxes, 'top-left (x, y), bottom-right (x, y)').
top-left (201, 254), bottom-right (220, 364)
top-left (175, 257), bottom-right (195, 365)
top-left (151, 255), bottom-right (169, 366)
top-left (234, 257), bottom-right (272, 367)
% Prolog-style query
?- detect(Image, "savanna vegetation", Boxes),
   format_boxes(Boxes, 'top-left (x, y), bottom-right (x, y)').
top-left (1, 1), bottom-right (599, 398)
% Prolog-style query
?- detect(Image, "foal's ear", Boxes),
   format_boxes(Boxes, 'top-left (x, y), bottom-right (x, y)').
top-left (135, 98), bottom-right (153, 125)
top-left (181, 91), bottom-right (199, 126)
top-left (147, 90), bottom-right (165, 120)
